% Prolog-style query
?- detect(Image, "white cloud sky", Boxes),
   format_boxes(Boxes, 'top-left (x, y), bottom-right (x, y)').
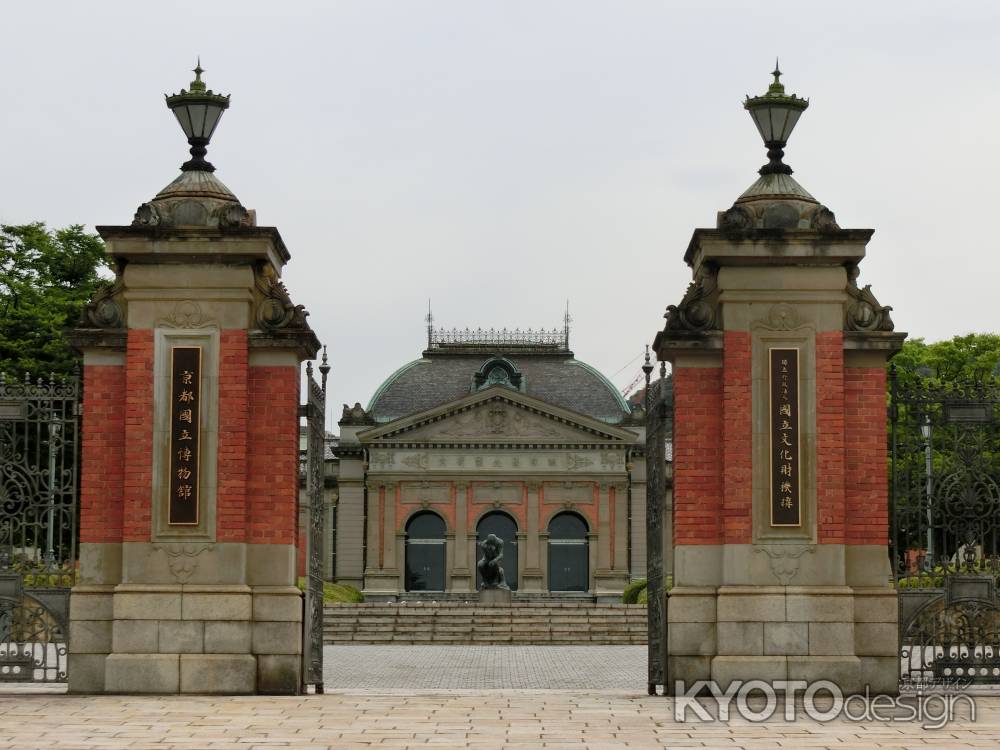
top-left (3, 1), bottom-right (999, 425)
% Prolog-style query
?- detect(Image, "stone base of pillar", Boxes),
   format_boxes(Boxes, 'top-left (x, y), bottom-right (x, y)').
top-left (363, 570), bottom-right (401, 598)
top-left (594, 569), bottom-right (629, 602)
top-left (69, 584), bottom-right (302, 695)
top-left (449, 569), bottom-right (473, 592)
top-left (520, 568), bottom-right (544, 593)
top-left (479, 588), bottom-right (513, 606)
top-left (667, 584), bottom-right (898, 696)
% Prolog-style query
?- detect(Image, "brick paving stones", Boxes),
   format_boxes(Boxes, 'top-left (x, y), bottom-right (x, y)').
top-left (323, 645), bottom-right (646, 689)
top-left (0, 646), bottom-right (998, 748)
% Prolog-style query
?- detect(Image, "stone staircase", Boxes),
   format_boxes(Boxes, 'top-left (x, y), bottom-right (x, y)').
top-left (323, 602), bottom-right (648, 645)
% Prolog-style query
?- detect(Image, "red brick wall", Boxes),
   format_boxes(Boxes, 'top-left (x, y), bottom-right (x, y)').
top-left (80, 364), bottom-right (125, 544)
top-left (816, 332), bottom-right (846, 543)
top-left (217, 330), bottom-right (249, 542)
top-left (673, 365), bottom-right (724, 545)
top-left (247, 366), bottom-right (300, 545)
top-left (123, 329), bottom-right (154, 542)
top-left (845, 365), bottom-right (889, 545)
top-left (723, 332), bottom-right (752, 544)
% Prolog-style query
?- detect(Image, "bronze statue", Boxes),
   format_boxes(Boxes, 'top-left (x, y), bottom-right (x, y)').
top-left (477, 533), bottom-right (509, 590)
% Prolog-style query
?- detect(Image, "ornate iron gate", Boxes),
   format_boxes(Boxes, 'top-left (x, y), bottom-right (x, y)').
top-left (301, 353), bottom-right (328, 693)
top-left (644, 351), bottom-right (668, 694)
top-left (0, 373), bottom-right (79, 683)
top-left (891, 367), bottom-right (1000, 686)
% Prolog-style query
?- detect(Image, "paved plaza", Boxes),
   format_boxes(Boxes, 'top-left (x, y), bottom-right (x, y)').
top-left (0, 689), bottom-right (995, 749)
top-left (0, 646), bottom-right (998, 748)
top-left (323, 645), bottom-right (646, 690)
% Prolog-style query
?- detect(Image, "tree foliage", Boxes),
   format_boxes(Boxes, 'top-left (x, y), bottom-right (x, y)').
top-left (893, 333), bottom-right (1000, 384)
top-left (0, 223), bottom-right (109, 379)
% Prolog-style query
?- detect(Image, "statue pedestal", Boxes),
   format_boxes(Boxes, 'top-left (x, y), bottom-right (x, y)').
top-left (479, 588), bottom-right (512, 606)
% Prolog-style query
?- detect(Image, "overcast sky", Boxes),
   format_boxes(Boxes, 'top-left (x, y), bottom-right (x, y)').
top-left (3, 1), bottom-right (999, 425)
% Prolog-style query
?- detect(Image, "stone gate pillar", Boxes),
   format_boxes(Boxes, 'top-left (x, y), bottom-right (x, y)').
top-left (654, 69), bottom-right (905, 694)
top-left (68, 66), bottom-right (319, 694)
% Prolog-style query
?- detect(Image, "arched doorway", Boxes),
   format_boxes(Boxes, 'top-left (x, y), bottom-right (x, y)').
top-left (404, 511), bottom-right (446, 591)
top-left (476, 511), bottom-right (518, 591)
top-left (548, 512), bottom-right (589, 592)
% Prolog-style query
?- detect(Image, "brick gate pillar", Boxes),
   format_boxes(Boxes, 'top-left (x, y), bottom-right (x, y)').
top-left (653, 71), bottom-right (905, 695)
top-left (68, 67), bottom-right (319, 694)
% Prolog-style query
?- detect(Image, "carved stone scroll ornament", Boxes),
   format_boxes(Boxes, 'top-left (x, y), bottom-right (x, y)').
top-left (254, 265), bottom-right (309, 331)
top-left (810, 205), bottom-right (840, 233)
top-left (664, 265), bottom-right (719, 332)
top-left (755, 545), bottom-right (815, 585)
top-left (340, 402), bottom-right (370, 425)
top-left (757, 303), bottom-right (803, 331)
top-left (844, 264), bottom-right (894, 332)
top-left (153, 544), bottom-right (210, 584)
top-left (718, 204), bottom-right (754, 231)
top-left (79, 280), bottom-right (125, 329)
top-left (157, 300), bottom-right (214, 329)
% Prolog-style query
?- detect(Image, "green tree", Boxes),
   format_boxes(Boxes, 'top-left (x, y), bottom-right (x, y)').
top-left (893, 333), bottom-right (1000, 384)
top-left (0, 223), bottom-right (109, 379)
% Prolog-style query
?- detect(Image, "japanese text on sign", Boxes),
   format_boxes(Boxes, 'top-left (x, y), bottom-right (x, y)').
top-left (168, 346), bottom-right (201, 525)
top-left (769, 348), bottom-right (801, 526)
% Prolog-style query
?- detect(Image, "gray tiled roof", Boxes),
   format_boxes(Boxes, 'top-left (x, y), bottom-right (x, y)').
top-left (368, 353), bottom-right (630, 424)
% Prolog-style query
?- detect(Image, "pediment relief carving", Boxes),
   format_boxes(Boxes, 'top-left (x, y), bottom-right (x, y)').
top-left (386, 401), bottom-right (597, 443)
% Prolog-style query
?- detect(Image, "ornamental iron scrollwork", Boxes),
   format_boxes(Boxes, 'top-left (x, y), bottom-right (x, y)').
top-left (892, 369), bottom-right (1000, 687)
top-left (0, 373), bottom-right (78, 683)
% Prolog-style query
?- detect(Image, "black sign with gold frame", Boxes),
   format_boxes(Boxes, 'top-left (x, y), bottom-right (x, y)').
top-left (168, 346), bottom-right (201, 525)
top-left (769, 348), bottom-right (801, 527)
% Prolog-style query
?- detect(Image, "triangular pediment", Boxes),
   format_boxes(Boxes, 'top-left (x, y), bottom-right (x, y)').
top-left (358, 386), bottom-right (636, 445)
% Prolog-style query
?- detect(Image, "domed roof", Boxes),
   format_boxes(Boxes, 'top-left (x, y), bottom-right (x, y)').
top-left (367, 351), bottom-right (631, 424)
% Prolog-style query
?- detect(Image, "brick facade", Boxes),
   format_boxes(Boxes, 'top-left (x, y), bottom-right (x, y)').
top-left (845, 365), bottom-right (889, 545)
top-left (217, 330), bottom-right (249, 542)
top-left (816, 332), bottom-right (846, 544)
top-left (248, 366), bottom-right (300, 545)
top-left (673, 365), bottom-right (724, 545)
top-left (80, 365), bottom-right (126, 544)
top-left (723, 332), bottom-right (752, 544)
top-left (123, 329), bottom-right (154, 543)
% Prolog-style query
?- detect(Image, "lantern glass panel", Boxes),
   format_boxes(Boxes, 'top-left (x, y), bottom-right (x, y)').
top-left (172, 107), bottom-right (194, 139)
top-left (202, 106), bottom-right (224, 140)
top-left (187, 104), bottom-right (208, 138)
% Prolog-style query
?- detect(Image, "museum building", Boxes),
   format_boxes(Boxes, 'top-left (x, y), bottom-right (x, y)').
top-left (330, 323), bottom-right (670, 600)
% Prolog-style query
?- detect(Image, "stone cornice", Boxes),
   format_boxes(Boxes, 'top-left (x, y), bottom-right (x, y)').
top-left (248, 328), bottom-right (320, 361)
top-left (684, 227), bottom-right (873, 270)
top-left (66, 327), bottom-right (128, 352)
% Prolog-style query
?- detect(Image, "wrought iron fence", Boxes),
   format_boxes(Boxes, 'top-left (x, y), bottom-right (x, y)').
top-left (891, 368), bottom-right (1000, 686)
top-left (0, 373), bottom-right (79, 683)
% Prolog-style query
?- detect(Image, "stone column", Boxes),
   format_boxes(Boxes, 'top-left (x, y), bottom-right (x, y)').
top-left (654, 89), bottom-right (904, 693)
top-left (522, 482), bottom-right (543, 592)
top-left (451, 482), bottom-right (472, 592)
top-left (594, 482), bottom-right (626, 600)
top-left (67, 77), bottom-right (319, 694)
top-left (363, 482), bottom-right (399, 597)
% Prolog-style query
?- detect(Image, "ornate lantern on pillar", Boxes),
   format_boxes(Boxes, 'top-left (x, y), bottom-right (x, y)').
top-left (165, 60), bottom-right (231, 172)
top-left (743, 61), bottom-right (809, 176)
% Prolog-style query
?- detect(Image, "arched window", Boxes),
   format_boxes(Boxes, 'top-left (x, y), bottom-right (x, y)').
top-left (548, 512), bottom-right (589, 592)
top-left (473, 357), bottom-right (523, 391)
top-left (476, 511), bottom-right (518, 591)
top-left (405, 512), bottom-right (446, 592)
